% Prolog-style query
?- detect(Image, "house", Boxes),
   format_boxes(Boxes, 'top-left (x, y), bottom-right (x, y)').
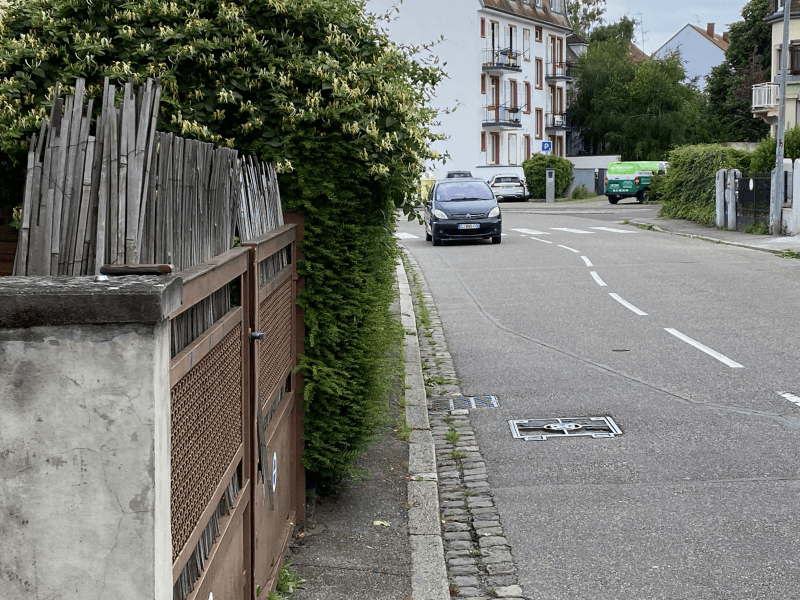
top-left (651, 23), bottom-right (730, 90)
top-left (630, 43), bottom-right (649, 64)
top-left (366, 0), bottom-right (573, 180)
top-left (752, 0), bottom-right (800, 136)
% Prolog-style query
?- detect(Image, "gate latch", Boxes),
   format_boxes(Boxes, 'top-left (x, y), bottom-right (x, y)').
top-left (250, 331), bottom-right (267, 341)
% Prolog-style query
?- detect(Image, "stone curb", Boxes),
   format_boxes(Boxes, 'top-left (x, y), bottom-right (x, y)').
top-left (396, 259), bottom-right (450, 600)
top-left (400, 250), bottom-right (529, 600)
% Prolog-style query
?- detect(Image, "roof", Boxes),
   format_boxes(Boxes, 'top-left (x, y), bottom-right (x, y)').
top-left (567, 33), bottom-right (589, 45)
top-left (481, 0), bottom-right (572, 31)
top-left (630, 44), bottom-right (649, 63)
top-left (688, 24), bottom-right (730, 53)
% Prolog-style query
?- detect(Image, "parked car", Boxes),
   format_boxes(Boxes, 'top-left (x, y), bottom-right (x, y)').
top-left (423, 178), bottom-right (502, 245)
top-left (445, 170), bottom-right (473, 178)
top-left (487, 174), bottom-right (527, 201)
top-left (605, 161), bottom-right (667, 204)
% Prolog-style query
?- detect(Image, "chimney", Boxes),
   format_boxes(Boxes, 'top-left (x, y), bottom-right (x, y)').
top-left (707, 23), bottom-right (715, 38)
top-left (723, 31), bottom-right (730, 43)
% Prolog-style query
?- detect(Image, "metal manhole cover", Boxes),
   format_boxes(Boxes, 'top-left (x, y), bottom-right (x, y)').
top-left (430, 396), bottom-right (499, 411)
top-left (509, 416), bottom-right (620, 441)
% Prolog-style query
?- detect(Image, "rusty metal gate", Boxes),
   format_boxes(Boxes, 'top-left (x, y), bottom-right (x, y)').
top-left (169, 217), bottom-right (304, 600)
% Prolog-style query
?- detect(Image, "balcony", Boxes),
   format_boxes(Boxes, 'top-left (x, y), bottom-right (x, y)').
top-left (545, 113), bottom-right (568, 131)
top-left (545, 62), bottom-right (575, 81)
top-left (483, 104), bottom-right (523, 128)
top-left (752, 83), bottom-right (779, 110)
top-left (482, 48), bottom-right (522, 72)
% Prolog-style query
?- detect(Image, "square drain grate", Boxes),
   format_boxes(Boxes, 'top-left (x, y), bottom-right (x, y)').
top-left (430, 396), bottom-right (499, 411)
top-left (509, 416), bottom-right (620, 441)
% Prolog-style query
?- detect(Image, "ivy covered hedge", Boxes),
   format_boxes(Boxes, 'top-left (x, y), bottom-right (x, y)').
top-left (749, 126), bottom-right (800, 173)
top-left (652, 144), bottom-right (751, 226)
top-left (521, 154), bottom-right (573, 199)
top-left (0, 0), bottom-right (443, 485)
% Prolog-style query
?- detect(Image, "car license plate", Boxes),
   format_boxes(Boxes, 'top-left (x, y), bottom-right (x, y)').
top-left (458, 223), bottom-right (480, 229)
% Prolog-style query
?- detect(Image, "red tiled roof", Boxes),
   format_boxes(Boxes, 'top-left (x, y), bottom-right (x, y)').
top-left (630, 44), bottom-right (649, 63)
top-left (688, 24), bottom-right (730, 53)
top-left (481, 0), bottom-right (572, 31)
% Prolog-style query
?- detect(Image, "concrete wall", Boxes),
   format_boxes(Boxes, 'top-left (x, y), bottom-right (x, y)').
top-left (568, 155), bottom-right (619, 169)
top-left (0, 276), bottom-right (181, 600)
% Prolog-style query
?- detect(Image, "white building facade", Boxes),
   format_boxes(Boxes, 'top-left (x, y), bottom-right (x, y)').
top-left (367, 0), bottom-right (573, 180)
top-left (652, 24), bottom-right (729, 91)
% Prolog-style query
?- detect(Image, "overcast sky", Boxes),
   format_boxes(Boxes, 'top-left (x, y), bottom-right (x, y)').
top-left (602, 0), bottom-right (751, 55)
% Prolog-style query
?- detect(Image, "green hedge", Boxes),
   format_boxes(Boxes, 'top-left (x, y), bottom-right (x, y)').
top-left (653, 144), bottom-right (751, 226)
top-left (749, 126), bottom-right (800, 173)
top-left (521, 154), bottom-right (573, 199)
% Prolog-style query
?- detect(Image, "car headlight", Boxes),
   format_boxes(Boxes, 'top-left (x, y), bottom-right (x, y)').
top-left (433, 209), bottom-right (448, 219)
top-left (488, 206), bottom-right (500, 218)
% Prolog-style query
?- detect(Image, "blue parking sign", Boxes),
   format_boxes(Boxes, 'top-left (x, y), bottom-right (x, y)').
top-left (542, 141), bottom-right (552, 152)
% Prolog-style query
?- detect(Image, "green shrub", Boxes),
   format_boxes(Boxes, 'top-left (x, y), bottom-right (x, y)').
top-left (653, 144), bottom-right (751, 226)
top-left (570, 184), bottom-right (595, 200)
top-left (522, 154), bottom-right (573, 199)
top-left (749, 126), bottom-right (800, 173)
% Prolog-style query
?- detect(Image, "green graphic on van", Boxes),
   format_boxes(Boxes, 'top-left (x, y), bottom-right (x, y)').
top-left (605, 161), bottom-right (667, 205)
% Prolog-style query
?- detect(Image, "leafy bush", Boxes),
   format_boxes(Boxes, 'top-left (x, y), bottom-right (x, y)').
top-left (748, 126), bottom-right (800, 173)
top-left (0, 0), bottom-right (443, 487)
top-left (522, 154), bottom-right (573, 199)
top-left (570, 184), bottom-right (595, 200)
top-left (653, 144), bottom-right (751, 226)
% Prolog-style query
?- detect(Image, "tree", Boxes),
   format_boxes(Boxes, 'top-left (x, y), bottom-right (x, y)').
top-left (567, 0), bottom-right (606, 38)
top-left (705, 0), bottom-right (771, 142)
top-left (0, 0), bottom-right (444, 485)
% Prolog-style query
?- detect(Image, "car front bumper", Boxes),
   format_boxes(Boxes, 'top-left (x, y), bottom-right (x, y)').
top-left (433, 219), bottom-right (502, 240)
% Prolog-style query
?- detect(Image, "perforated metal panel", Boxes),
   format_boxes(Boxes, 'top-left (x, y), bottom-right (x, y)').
top-left (171, 323), bottom-right (243, 560)
top-left (259, 278), bottom-right (293, 408)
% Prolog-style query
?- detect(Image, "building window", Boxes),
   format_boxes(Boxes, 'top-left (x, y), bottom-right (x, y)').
top-left (523, 29), bottom-right (531, 61)
top-left (509, 79), bottom-right (518, 109)
top-left (488, 132), bottom-right (500, 165)
top-left (535, 109), bottom-right (543, 139)
top-left (509, 25), bottom-right (517, 56)
top-left (551, 0), bottom-right (564, 13)
top-left (535, 26), bottom-right (542, 43)
top-left (524, 134), bottom-right (531, 160)
top-left (535, 58), bottom-right (543, 89)
top-left (524, 82), bottom-right (531, 113)
top-left (509, 134), bottom-right (518, 165)
top-left (481, 18), bottom-right (485, 38)
top-left (481, 131), bottom-right (486, 152)
top-left (481, 74), bottom-right (486, 94)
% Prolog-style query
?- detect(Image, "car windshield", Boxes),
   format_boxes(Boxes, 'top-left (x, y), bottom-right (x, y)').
top-left (436, 182), bottom-right (493, 201)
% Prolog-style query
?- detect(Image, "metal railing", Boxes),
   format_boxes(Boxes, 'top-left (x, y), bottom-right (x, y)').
top-left (545, 113), bottom-right (568, 128)
top-left (545, 62), bottom-right (574, 79)
top-left (482, 47), bottom-right (522, 71)
top-left (752, 83), bottom-right (779, 109)
top-left (483, 104), bottom-right (523, 126)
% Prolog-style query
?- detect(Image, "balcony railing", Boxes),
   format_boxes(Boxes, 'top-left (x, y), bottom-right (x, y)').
top-left (545, 62), bottom-right (575, 80)
top-left (752, 83), bottom-right (779, 110)
top-left (482, 48), bottom-right (522, 72)
top-left (545, 113), bottom-right (568, 129)
top-left (483, 104), bottom-right (523, 127)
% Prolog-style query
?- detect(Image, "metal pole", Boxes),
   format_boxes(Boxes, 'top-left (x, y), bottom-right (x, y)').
top-left (773, 0), bottom-right (791, 235)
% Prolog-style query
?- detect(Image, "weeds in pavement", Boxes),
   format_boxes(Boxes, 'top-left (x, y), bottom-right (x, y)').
top-left (262, 563), bottom-right (305, 599)
top-left (744, 221), bottom-right (770, 235)
top-left (451, 450), bottom-right (467, 459)
top-left (463, 490), bottom-right (477, 497)
top-left (396, 414), bottom-right (411, 441)
top-left (778, 249), bottom-right (800, 259)
top-left (445, 429), bottom-right (461, 444)
top-left (638, 223), bottom-right (655, 231)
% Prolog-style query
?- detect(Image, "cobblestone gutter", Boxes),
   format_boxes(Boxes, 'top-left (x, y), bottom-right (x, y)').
top-left (402, 249), bottom-right (526, 600)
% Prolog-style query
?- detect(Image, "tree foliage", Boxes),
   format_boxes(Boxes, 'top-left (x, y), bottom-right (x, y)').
top-left (0, 0), bottom-right (444, 485)
top-left (569, 22), bottom-right (704, 160)
top-left (567, 0), bottom-right (606, 38)
top-left (705, 0), bottom-right (771, 142)
top-left (749, 126), bottom-right (800, 172)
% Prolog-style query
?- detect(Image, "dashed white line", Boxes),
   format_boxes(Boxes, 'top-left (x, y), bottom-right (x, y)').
top-left (590, 271), bottom-right (607, 286)
top-left (395, 232), bottom-right (419, 239)
top-left (551, 228), bottom-right (594, 234)
top-left (665, 329), bottom-right (744, 368)
top-left (511, 228), bottom-right (550, 235)
top-left (558, 245), bottom-right (580, 253)
top-left (530, 237), bottom-right (553, 244)
top-left (778, 392), bottom-right (800, 407)
top-left (581, 256), bottom-right (593, 267)
top-left (609, 293), bottom-right (647, 316)
top-left (590, 227), bottom-right (637, 233)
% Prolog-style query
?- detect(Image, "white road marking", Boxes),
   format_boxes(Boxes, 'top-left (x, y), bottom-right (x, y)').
top-left (530, 237), bottom-right (553, 244)
top-left (778, 392), bottom-right (800, 407)
top-left (590, 271), bottom-right (607, 286)
top-left (609, 293), bottom-right (647, 315)
top-left (581, 256), bottom-right (593, 267)
top-left (395, 232), bottom-right (419, 239)
top-left (558, 245), bottom-right (580, 253)
top-left (665, 329), bottom-right (744, 368)
top-left (590, 227), bottom-right (637, 233)
top-left (512, 228), bottom-right (550, 235)
top-left (551, 228), bottom-right (594, 234)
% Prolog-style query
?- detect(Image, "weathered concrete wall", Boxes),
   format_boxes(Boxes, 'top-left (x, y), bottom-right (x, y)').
top-left (0, 276), bottom-right (180, 600)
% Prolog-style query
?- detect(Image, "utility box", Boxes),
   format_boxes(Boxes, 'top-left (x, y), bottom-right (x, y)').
top-left (546, 168), bottom-right (556, 203)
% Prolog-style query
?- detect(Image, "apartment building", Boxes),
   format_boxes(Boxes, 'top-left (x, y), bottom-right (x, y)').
top-left (367, 0), bottom-right (573, 179)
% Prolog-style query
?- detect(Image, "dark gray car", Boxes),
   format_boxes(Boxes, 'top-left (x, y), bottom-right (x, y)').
top-left (423, 178), bottom-right (502, 245)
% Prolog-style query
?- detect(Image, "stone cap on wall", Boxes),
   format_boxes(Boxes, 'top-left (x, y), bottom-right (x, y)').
top-left (0, 275), bottom-right (183, 328)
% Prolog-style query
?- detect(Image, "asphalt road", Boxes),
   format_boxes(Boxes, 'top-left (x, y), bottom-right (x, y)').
top-left (396, 201), bottom-right (800, 599)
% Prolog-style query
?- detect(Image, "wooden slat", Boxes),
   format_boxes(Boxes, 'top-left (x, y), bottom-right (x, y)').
top-left (170, 246), bottom-right (250, 319)
top-left (100, 263), bottom-right (174, 275)
top-left (241, 224), bottom-right (296, 263)
top-left (50, 95), bottom-right (72, 275)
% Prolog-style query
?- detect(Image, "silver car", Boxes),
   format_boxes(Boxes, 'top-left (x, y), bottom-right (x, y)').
top-left (487, 174), bottom-right (526, 201)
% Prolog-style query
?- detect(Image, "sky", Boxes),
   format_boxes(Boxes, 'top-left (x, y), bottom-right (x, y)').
top-left (602, 0), bottom-right (751, 55)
